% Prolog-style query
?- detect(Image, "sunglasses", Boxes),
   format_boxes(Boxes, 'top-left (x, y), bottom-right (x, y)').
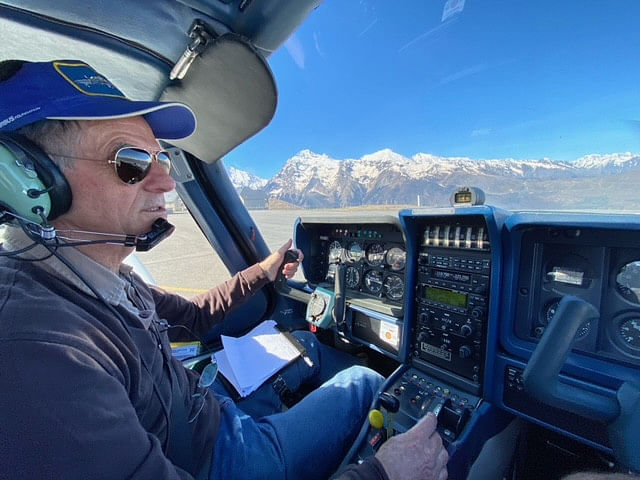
top-left (108, 147), bottom-right (172, 185)
top-left (50, 147), bottom-right (172, 185)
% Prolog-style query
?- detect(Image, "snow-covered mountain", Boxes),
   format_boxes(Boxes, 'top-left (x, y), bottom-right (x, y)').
top-left (228, 149), bottom-right (640, 210)
top-left (227, 166), bottom-right (268, 190)
top-left (574, 153), bottom-right (640, 173)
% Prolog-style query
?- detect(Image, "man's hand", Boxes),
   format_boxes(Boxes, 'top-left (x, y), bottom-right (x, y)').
top-left (258, 239), bottom-right (304, 282)
top-left (375, 412), bottom-right (448, 480)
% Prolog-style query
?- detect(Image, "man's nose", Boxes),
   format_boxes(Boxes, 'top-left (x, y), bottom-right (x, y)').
top-left (143, 161), bottom-right (176, 192)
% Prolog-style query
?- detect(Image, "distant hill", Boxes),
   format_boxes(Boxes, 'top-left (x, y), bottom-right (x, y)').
top-left (227, 149), bottom-right (640, 211)
top-left (228, 166), bottom-right (268, 191)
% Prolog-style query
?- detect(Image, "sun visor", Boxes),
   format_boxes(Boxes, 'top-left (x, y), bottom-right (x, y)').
top-left (160, 33), bottom-right (277, 163)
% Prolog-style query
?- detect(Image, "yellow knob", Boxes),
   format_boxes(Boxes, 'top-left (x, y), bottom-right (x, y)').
top-left (368, 409), bottom-right (384, 429)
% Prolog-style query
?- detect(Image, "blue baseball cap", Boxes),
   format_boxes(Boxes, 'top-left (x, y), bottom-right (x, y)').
top-left (0, 60), bottom-right (196, 140)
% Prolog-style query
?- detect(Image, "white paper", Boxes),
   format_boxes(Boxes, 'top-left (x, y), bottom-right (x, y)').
top-left (214, 320), bottom-right (301, 397)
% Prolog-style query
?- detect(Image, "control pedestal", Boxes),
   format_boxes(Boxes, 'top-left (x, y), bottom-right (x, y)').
top-left (358, 368), bottom-right (480, 460)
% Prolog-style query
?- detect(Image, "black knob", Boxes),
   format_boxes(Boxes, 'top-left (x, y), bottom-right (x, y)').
top-left (419, 312), bottom-right (429, 324)
top-left (417, 331), bottom-right (429, 343)
top-left (460, 324), bottom-right (473, 337)
top-left (379, 392), bottom-right (400, 413)
top-left (471, 307), bottom-right (485, 319)
top-left (459, 345), bottom-right (472, 359)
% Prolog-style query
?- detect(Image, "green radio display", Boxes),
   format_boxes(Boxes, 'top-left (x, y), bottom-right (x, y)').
top-left (425, 286), bottom-right (468, 307)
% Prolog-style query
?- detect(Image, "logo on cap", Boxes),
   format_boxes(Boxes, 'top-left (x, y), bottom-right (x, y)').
top-left (53, 61), bottom-right (126, 98)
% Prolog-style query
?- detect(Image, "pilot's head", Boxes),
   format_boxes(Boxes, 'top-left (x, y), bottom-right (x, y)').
top-left (0, 60), bottom-right (196, 265)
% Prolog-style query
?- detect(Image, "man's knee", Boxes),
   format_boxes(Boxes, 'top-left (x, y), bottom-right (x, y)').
top-left (333, 365), bottom-right (384, 396)
top-left (289, 332), bottom-right (384, 396)
top-left (291, 330), bottom-right (317, 347)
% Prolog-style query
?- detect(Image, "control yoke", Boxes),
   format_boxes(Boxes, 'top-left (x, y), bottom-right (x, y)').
top-left (522, 295), bottom-right (640, 472)
top-left (332, 263), bottom-right (347, 333)
top-left (274, 250), bottom-right (311, 304)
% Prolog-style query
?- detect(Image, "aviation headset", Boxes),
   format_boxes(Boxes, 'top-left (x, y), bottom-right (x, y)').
top-left (0, 132), bottom-right (175, 251)
top-left (0, 58), bottom-right (195, 232)
top-left (0, 132), bottom-right (72, 225)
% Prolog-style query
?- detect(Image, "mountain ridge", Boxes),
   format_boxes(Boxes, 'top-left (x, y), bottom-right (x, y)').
top-left (228, 149), bottom-right (640, 210)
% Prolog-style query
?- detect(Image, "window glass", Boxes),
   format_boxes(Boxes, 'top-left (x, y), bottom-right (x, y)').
top-left (224, 0), bottom-right (640, 214)
top-left (134, 190), bottom-right (232, 298)
top-left (247, 208), bottom-right (308, 282)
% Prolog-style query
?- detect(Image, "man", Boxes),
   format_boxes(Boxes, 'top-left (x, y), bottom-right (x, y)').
top-left (0, 60), bottom-right (448, 480)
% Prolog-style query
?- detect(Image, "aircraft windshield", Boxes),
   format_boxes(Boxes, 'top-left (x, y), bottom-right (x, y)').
top-left (227, 0), bottom-right (640, 212)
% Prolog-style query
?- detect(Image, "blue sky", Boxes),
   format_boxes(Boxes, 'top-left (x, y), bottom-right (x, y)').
top-left (225, 0), bottom-right (640, 178)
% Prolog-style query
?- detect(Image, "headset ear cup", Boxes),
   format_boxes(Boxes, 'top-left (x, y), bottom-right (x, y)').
top-left (0, 133), bottom-right (72, 221)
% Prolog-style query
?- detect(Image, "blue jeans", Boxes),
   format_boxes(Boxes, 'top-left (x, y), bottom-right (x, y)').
top-left (209, 331), bottom-right (384, 480)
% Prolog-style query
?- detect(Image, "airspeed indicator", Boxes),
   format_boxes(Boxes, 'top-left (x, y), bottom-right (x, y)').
top-left (329, 241), bottom-right (343, 263)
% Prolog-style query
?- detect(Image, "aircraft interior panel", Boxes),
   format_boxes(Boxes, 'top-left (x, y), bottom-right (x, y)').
top-left (295, 207), bottom-right (640, 473)
top-left (496, 214), bottom-right (640, 455)
top-left (295, 216), bottom-right (409, 361)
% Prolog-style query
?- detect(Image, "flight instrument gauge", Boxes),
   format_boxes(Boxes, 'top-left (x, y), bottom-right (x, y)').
top-left (619, 318), bottom-right (640, 349)
top-left (329, 241), bottom-right (343, 263)
top-left (366, 243), bottom-right (385, 266)
top-left (384, 274), bottom-right (404, 301)
top-left (542, 298), bottom-right (589, 338)
top-left (386, 247), bottom-right (406, 271)
top-left (364, 270), bottom-right (383, 294)
top-left (616, 261), bottom-right (640, 304)
top-left (347, 242), bottom-right (364, 262)
top-left (345, 266), bottom-right (361, 289)
top-left (542, 299), bottom-right (561, 325)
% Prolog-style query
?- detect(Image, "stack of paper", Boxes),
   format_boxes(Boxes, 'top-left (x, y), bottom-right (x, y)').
top-left (214, 320), bottom-right (301, 397)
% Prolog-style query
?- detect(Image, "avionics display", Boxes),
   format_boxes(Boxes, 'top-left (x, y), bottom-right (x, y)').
top-left (424, 286), bottom-right (468, 308)
top-left (433, 269), bottom-right (471, 283)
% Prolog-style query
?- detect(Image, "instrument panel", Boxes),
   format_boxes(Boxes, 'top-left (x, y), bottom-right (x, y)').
top-left (294, 208), bottom-right (640, 456)
top-left (299, 218), bottom-right (407, 308)
top-left (514, 227), bottom-right (640, 366)
top-left (297, 212), bottom-right (640, 369)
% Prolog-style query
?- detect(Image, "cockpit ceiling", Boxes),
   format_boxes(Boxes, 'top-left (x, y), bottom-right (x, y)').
top-left (0, 1), bottom-right (322, 61)
top-left (0, 0), bottom-right (321, 161)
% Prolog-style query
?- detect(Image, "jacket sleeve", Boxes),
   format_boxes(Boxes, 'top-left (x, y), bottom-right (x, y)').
top-left (150, 263), bottom-right (270, 341)
top-left (0, 337), bottom-right (197, 480)
top-left (333, 457), bottom-right (390, 480)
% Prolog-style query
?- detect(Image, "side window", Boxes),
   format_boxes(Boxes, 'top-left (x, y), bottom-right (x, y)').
top-left (247, 209), bottom-right (308, 282)
top-left (134, 190), bottom-right (232, 298)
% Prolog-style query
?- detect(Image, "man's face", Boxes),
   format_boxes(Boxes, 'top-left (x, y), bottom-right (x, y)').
top-left (53, 117), bottom-right (176, 236)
